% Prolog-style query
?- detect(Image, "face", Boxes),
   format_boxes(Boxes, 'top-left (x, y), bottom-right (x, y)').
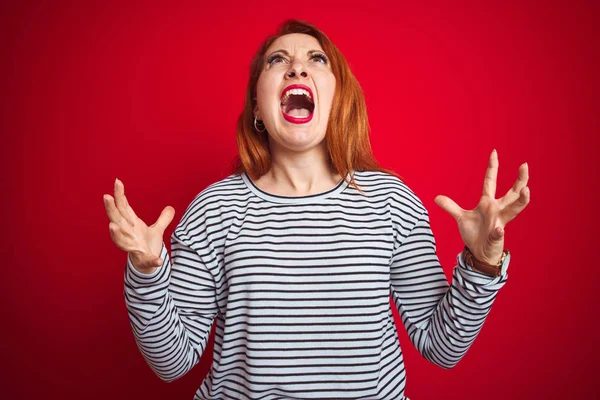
top-left (255, 33), bottom-right (336, 153)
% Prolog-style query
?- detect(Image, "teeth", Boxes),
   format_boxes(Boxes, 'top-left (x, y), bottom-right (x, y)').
top-left (281, 88), bottom-right (312, 104)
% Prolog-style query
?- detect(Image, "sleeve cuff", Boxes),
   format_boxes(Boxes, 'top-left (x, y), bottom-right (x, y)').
top-left (456, 250), bottom-right (508, 289)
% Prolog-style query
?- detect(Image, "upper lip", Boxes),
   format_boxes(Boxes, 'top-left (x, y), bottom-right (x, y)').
top-left (280, 84), bottom-right (314, 103)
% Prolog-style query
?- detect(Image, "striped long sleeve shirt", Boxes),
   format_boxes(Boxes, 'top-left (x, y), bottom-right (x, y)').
top-left (124, 170), bottom-right (508, 400)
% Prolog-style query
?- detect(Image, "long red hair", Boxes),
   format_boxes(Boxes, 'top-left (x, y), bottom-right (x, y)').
top-left (232, 19), bottom-right (401, 192)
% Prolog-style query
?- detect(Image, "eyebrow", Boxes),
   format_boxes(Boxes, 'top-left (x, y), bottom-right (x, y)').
top-left (265, 49), bottom-right (325, 59)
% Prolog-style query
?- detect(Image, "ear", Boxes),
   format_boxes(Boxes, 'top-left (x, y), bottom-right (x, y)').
top-left (253, 105), bottom-right (259, 119)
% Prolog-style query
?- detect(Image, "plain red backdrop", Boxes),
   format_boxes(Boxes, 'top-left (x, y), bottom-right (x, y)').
top-left (2, 0), bottom-right (599, 399)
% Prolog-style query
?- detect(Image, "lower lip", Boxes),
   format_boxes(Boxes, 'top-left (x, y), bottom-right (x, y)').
top-left (281, 108), bottom-right (314, 124)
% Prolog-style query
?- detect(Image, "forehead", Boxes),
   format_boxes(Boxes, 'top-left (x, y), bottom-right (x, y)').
top-left (266, 33), bottom-right (324, 54)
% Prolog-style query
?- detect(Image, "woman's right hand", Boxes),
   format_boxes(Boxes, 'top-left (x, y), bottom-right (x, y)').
top-left (103, 178), bottom-right (175, 275)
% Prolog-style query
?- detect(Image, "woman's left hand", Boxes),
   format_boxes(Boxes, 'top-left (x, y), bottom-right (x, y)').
top-left (434, 149), bottom-right (530, 265)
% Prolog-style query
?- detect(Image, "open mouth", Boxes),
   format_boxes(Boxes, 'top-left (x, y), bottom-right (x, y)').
top-left (280, 85), bottom-right (315, 124)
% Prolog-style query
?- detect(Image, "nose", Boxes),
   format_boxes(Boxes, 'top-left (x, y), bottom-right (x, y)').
top-left (285, 60), bottom-right (308, 79)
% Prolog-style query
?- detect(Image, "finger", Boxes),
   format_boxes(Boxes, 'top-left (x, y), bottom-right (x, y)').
top-left (151, 206), bottom-right (176, 232)
top-left (482, 149), bottom-right (498, 198)
top-left (114, 178), bottom-right (135, 226)
top-left (500, 162), bottom-right (529, 206)
top-left (434, 195), bottom-right (464, 222)
top-left (500, 186), bottom-right (530, 224)
top-left (126, 201), bottom-right (139, 221)
top-left (116, 179), bottom-right (140, 221)
top-left (104, 194), bottom-right (126, 225)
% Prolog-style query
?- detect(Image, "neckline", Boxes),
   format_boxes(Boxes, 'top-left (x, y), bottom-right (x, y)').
top-left (241, 172), bottom-right (352, 204)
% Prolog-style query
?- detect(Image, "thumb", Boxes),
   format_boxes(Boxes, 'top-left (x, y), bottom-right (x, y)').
top-left (434, 195), bottom-right (463, 222)
top-left (152, 206), bottom-right (175, 232)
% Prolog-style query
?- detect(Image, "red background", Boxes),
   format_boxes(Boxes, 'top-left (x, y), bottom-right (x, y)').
top-left (2, 0), bottom-right (599, 399)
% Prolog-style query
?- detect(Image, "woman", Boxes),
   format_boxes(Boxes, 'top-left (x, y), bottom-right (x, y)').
top-left (104, 20), bottom-right (530, 400)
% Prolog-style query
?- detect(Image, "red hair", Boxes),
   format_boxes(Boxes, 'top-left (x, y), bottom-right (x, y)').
top-left (232, 19), bottom-right (401, 192)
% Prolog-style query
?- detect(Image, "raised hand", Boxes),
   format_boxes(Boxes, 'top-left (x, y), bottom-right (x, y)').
top-left (434, 150), bottom-right (530, 265)
top-left (103, 178), bottom-right (175, 274)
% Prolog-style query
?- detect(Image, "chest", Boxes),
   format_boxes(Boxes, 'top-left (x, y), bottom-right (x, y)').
top-left (221, 205), bottom-right (394, 296)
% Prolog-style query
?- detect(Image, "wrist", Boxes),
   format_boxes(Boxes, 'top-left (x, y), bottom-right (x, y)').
top-left (129, 253), bottom-right (159, 275)
top-left (462, 246), bottom-right (510, 277)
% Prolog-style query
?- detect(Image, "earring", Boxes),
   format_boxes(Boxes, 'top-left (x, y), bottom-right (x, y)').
top-left (254, 116), bottom-right (266, 132)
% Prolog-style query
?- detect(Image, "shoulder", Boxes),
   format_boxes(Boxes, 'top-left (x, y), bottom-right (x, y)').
top-left (352, 170), bottom-right (426, 216)
top-left (174, 173), bottom-right (244, 238)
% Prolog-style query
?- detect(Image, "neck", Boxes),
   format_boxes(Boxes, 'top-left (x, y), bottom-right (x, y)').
top-left (263, 140), bottom-right (341, 196)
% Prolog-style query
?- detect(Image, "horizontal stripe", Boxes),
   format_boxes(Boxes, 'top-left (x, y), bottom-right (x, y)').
top-left (124, 170), bottom-right (508, 399)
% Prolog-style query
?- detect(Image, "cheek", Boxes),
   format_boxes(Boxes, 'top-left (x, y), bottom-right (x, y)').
top-left (318, 74), bottom-right (336, 104)
top-left (321, 84), bottom-right (336, 110)
top-left (256, 76), bottom-right (280, 113)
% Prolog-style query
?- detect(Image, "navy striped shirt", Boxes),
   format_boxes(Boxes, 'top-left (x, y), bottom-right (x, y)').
top-left (124, 170), bottom-right (508, 399)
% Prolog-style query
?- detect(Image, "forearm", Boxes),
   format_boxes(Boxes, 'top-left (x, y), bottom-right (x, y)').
top-left (124, 242), bottom-right (209, 382)
top-left (407, 252), bottom-right (508, 368)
